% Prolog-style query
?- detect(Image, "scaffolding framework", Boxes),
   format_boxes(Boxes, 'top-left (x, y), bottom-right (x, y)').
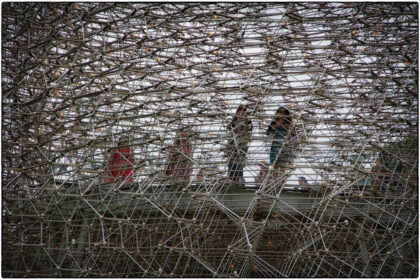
top-left (2, 3), bottom-right (418, 277)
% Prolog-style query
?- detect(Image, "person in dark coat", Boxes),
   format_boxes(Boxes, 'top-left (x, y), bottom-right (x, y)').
top-left (227, 105), bottom-right (252, 184)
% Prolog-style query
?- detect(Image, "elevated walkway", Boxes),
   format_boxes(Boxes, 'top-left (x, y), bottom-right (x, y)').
top-left (49, 181), bottom-right (414, 224)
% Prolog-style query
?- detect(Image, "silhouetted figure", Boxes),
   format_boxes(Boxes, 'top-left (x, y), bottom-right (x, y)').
top-left (266, 107), bottom-right (295, 178)
top-left (255, 161), bottom-right (270, 184)
top-left (104, 135), bottom-right (135, 189)
top-left (298, 176), bottom-right (309, 191)
top-left (165, 130), bottom-right (193, 182)
top-left (227, 105), bottom-right (252, 185)
top-left (372, 152), bottom-right (403, 196)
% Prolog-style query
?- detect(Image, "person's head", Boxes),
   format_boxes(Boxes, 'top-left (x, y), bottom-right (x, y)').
top-left (180, 131), bottom-right (187, 143)
top-left (236, 105), bottom-right (247, 115)
top-left (298, 176), bottom-right (308, 185)
top-left (275, 106), bottom-right (292, 124)
top-left (118, 134), bottom-right (129, 145)
top-left (175, 129), bottom-right (188, 145)
top-left (276, 106), bottom-right (290, 116)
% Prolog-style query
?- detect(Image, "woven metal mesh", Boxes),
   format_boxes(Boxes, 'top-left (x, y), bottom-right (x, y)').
top-left (2, 3), bottom-right (418, 277)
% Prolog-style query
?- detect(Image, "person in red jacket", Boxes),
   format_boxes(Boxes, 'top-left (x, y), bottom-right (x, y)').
top-left (104, 135), bottom-right (135, 186)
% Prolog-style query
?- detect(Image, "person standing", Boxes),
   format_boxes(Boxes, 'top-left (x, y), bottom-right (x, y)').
top-left (227, 105), bottom-right (253, 184)
top-left (255, 161), bottom-right (270, 185)
top-left (104, 135), bottom-right (135, 188)
top-left (165, 130), bottom-right (193, 182)
top-left (266, 107), bottom-right (295, 178)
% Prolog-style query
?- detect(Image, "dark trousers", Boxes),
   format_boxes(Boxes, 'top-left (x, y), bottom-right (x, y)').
top-left (228, 162), bottom-right (244, 181)
top-left (227, 140), bottom-right (248, 182)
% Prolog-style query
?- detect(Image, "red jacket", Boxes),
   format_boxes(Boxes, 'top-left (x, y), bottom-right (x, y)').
top-left (105, 147), bottom-right (135, 183)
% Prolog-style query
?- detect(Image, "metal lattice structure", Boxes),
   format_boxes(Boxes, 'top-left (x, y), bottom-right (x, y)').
top-left (2, 3), bottom-right (418, 277)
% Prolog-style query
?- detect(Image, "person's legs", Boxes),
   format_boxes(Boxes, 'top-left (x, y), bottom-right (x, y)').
top-left (229, 143), bottom-right (247, 183)
top-left (232, 162), bottom-right (241, 181)
top-left (273, 164), bottom-right (280, 178)
top-left (119, 179), bottom-right (132, 190)
top-left (239, 144), bottom-right (247, 183)
top-left (228, 162), bottom-right (234, 178)
top-left (228, 162), bottom-right (242, 181)
top-left (238, 164), bottom-right (244, 183)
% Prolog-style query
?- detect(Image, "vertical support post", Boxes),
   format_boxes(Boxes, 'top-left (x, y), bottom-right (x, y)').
top-left (71, 213), bottom-right (90, 277)
top-left (358, 224), bottom-right (372, 277)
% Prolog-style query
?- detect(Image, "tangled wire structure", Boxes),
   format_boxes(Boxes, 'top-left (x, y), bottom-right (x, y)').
top-left (2, 3), bottom-right (418, 277)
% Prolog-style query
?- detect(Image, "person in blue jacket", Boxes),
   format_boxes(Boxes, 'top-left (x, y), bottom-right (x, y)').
top-left (266, 106), bottom-right (295, 178)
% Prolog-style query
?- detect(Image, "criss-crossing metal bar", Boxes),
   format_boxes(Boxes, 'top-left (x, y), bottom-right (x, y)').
top-left (2, 2), bottom-right (418, 277)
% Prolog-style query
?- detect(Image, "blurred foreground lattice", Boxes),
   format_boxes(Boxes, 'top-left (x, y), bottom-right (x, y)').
top-left (2, 3), bottom-right (418, 277)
